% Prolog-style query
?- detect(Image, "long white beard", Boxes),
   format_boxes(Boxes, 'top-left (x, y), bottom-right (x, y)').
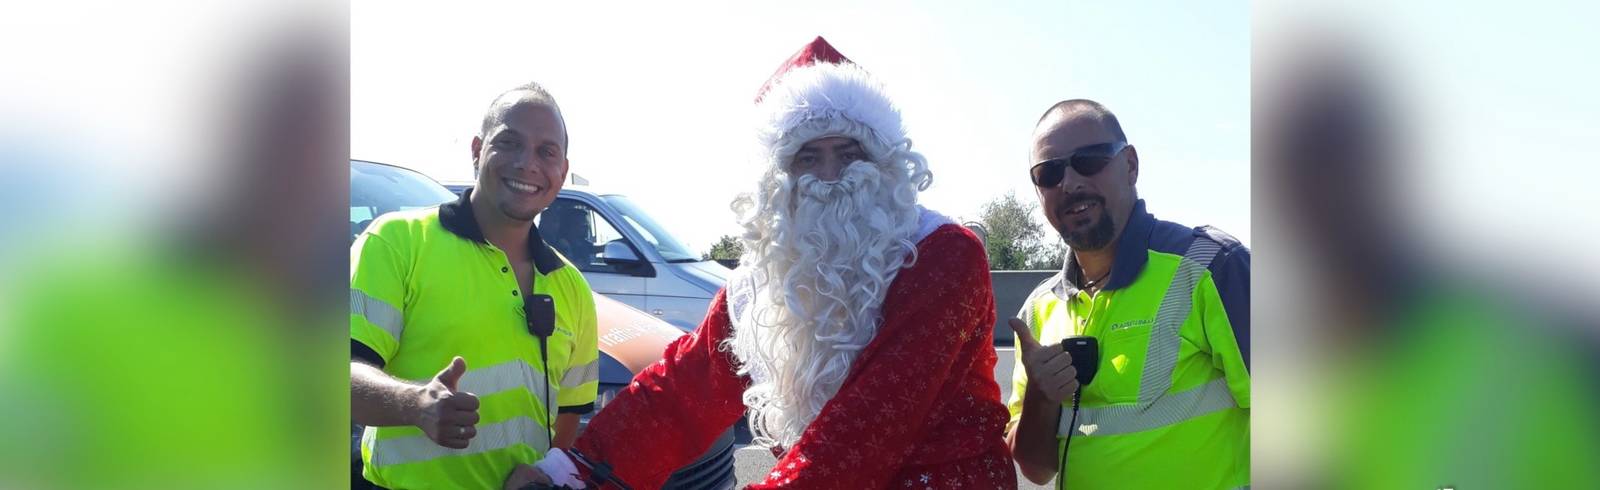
top-left (727, 160), bottom-right (922, 449)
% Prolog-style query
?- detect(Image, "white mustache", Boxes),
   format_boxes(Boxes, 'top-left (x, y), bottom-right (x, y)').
top-left (795, 160), bottom-right (881, 200)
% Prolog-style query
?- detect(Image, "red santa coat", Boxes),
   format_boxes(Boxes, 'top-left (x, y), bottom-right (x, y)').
top-left (573, 223), bottom-right (1015, 489)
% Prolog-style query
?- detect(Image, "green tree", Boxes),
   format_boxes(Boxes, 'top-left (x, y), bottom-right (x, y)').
top-left (1029, 239), bottom-right (1066, 270)
top-left (977, 191), bottom-right (1064, 270)
top-left (702, 234), bottom-right (744, 265)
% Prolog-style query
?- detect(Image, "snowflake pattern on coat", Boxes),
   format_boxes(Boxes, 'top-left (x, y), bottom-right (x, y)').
top-left (574, 225), bottom-right (1015, 489)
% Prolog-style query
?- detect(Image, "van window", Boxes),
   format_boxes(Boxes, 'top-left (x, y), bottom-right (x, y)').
top-left (538, 198), bottom-right (635, 274)
top-left (601, 195), bottom-right (699, 262)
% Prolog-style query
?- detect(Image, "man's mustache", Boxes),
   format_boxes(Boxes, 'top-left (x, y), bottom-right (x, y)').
top-left (1056, 193), bottom-right (1106, 214)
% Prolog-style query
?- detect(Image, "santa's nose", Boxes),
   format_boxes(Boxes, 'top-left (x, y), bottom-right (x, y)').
top-left (815, 158), bottom-right (844, 181)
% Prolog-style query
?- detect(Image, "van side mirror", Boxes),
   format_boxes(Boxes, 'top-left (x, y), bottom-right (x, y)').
top-left (601, 241), bottom-right (640, 265)
top-left (600, 241), bottom-right (654, 277)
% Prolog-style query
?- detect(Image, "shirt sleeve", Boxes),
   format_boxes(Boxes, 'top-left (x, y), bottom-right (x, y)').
top-left (558, 281), bottom-right (600, 413)
top-left (747, 227), bottom-right (995, 489)
top-left (350, 223), bottom-right (409, 364)
top-left (1201, 245), bottom-right (1250, 408)
top-left (573, 290), bottom-right (749, 489)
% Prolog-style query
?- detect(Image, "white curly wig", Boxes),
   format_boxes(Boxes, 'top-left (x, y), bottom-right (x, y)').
top-left (724, 45), bottom-right (937, 450)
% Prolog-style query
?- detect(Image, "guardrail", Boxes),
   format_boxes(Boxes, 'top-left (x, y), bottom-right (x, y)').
top-left (989, 270), bottom-right (1056, 346)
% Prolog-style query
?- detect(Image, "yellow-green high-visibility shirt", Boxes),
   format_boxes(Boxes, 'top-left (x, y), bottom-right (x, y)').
top-left (1008, 200), bottom-right (1251, 490)
top-left (351, 190), bottom-right (600, 490)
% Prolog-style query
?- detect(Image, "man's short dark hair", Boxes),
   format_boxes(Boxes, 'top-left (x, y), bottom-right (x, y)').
top-left (479, 81), bottom-right (568, 149)
top-left (1036, 99), bottom-right (1127, 142)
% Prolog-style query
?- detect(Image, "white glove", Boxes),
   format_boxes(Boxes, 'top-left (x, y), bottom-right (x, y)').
top-left (534, 448), bottom-right (586, 488)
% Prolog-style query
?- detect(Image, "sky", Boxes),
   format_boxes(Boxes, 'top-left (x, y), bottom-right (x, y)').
top-left (352, 0), bottom-right (1250, 255)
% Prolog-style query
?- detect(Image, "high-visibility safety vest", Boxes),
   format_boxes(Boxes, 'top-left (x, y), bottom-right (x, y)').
top-left (1008, 200), bottom-right (1251, 490)
top-left (351, 190), bottom-right (600, 490)
top-left (1329, 287), bottom-right (1600, 488)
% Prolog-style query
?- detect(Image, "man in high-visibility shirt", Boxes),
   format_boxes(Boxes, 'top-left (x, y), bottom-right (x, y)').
top-left (1007, 99), bottom-right (1250, 489)
top-left (350, 81), bottom-right (600, 489)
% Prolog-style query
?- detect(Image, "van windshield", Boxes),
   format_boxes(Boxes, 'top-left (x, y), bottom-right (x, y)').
top-left (600, 195), bottom-right (701, 263)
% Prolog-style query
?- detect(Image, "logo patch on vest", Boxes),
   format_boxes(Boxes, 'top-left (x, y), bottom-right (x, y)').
top-left (1108, 318), bottom-right (1153, 332)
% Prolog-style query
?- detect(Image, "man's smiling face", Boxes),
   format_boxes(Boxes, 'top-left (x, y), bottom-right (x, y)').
top-left (471, 100), bottom-right (568, 222)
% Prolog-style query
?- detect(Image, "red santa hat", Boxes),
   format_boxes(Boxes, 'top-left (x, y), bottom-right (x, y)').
top-left (753, 36), bottom-right (908, 170)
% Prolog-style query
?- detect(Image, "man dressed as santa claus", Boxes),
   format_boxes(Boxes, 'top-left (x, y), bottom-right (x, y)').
top-left (516, 37), bottom-right (1015, 490)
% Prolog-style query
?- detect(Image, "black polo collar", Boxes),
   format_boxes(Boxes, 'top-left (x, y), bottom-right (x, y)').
top-left (438, 188), bottom-right (565, 275)
top-left (1058, 199), bottom-right (1154, 297)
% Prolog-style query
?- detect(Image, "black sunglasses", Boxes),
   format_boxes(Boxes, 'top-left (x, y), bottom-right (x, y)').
top-left (1030, 141), bottom-right (1130, 187)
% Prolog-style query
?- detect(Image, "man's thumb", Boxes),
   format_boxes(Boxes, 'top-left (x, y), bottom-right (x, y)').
top-left (1009, 318), bottom-right (1041, 352)
top-left (436, 356), bottom-right (467, 391)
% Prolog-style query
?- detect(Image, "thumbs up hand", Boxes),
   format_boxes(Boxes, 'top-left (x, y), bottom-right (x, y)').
top-left (1010, 319), bottom-right (1080, 404)
top-left (416, 356), bottom-right (481, 449)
